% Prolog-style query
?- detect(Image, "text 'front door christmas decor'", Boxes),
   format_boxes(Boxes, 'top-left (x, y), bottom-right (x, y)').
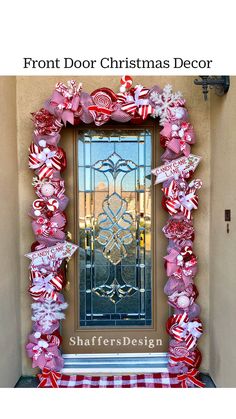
top-left (26, 76), bottom-right (204, 388)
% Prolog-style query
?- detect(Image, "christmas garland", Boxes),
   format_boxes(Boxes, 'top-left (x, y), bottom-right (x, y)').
top-left (25, 76), bottom-right (204, 388)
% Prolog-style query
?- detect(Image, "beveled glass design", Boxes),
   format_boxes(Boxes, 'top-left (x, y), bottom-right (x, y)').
top-left (95, 191), bottom-right (134, 266)
top-left (94, 152), bottom-right (137, 266)
top-left (77, 128), bottom-right (152, 326)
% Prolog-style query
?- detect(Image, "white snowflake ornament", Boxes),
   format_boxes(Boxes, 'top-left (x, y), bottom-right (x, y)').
top-left (150, 84), bottom-right (186, 126)
top-left (32, 299), bottom-right (68, 333)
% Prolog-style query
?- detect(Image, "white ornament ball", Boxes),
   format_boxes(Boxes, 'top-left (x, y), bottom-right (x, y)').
top-left (38, 340), bottom-right (49, 348)
top-left (39, 139), bottom-right (47, 147)
top-left (41, 183), bottom-right (55, 197)
top-left (177, 295), bottom-right (190, 309)
top-left (120, 85), bottom-right (126, 93)
top-left (34, 210), bottom-right (41, 217)
top-left (34, 331), bottom-right (41, 339)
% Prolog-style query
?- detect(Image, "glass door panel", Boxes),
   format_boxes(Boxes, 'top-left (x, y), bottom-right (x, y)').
top-left (77, 129), bottom-right (152, 327)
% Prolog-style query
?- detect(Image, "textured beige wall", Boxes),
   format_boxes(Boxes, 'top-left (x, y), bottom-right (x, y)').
top-left (16, 76), bottom-right (210, 375)
top-left (0, 77), bottom-right (22, 387)
top-left (209, 78), bottom-right (236, 387)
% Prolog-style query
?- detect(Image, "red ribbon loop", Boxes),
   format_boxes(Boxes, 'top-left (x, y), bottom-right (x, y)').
top-left (177, 368), bottom-right (205, 388)
top-left (38, 368), bottom-right (61, 388)
top-left (170, 355), bottom-right (195, 367)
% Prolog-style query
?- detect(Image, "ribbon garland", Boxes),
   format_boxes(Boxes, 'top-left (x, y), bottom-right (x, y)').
top-left (26, 77), bottom-right (204, 388)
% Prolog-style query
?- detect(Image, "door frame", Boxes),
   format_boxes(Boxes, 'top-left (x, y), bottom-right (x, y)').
top-left (61, 121), bottom-right (169, 354)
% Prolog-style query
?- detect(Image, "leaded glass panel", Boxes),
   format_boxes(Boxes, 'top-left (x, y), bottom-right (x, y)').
top-left (77, 129), bottom-right (153, 327)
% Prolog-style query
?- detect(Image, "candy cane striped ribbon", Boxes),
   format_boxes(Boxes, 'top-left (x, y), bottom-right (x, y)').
top-left (177, 368), bottom-right (205, 388)
top-left (169, 354), bottom-right (196, 367)
top-left (171, 312), bottom-right (189, 342)
top-left (162, 179), bottom-right (178, 198)
top-left (120, 86), bottom-right (152, 119)
top-left (170, 313), bottom-right (203, 350)
top-left (38, 368), bottom-right (61, 388)
top-left (29, 143), bottom-right (63, 180)
top-left (29, 270), bottom-right (63, 300)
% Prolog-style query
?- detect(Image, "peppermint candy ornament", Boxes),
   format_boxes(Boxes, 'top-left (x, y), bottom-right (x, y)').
top-left (32, 177), bottom-right (67, 203)
top-left (88, 88), bottom-right (117, 126)
top-left (120, 75), bottom-right (133, 93)
top-left (32, 198), bottom-right (59, 217)
top-left (47, 198), bottom-right (59, 212)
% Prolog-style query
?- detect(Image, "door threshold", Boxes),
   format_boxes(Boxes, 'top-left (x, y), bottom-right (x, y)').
top-left (62, 352), bottom-right (168, 374)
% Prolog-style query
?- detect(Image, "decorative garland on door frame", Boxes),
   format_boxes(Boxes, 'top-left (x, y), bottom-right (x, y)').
top-left (25, 76), bottom-right (204, 388)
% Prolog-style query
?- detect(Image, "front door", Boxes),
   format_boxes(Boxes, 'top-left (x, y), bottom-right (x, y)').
top-left (61, 122), bottom-right (168, 354)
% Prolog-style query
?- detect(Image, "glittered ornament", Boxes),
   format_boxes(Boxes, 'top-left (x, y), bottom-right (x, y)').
top-left (177, 295), bottom-right (190, 309)
top-left (41, 182), bottom-right (55, 197)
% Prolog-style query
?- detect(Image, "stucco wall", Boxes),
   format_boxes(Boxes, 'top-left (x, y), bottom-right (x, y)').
top-left (15, 76), bottom-right (211, 375)
top-left (209, 78), bottom-right (236, 387)
top-left (0, 77), bottom-right (22, 387)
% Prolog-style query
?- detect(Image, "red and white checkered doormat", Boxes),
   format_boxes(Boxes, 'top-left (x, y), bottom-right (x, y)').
top-left (38, 372), bottom-right (185, 388)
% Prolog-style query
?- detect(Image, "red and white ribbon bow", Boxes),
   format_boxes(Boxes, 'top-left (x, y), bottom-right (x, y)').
top-left (169, 312), bottom-right (203, 350)
top-left (163, 179), bottom-right (202, 219)
top-left (177, 368), bottom-right (205, 388)
top-left (29, 270), bottom-right (63, 300)
top-left (119, 85), bottom-right (153, 120)
top-left (38, 368), bottom-right (61, 388)
top-left (29, 143), bottom-right (63, 180)
top-left (50, 80), bottom-right (82, 125)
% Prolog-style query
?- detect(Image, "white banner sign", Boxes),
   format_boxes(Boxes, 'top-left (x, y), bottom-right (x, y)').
top-left (25, 241), bottom-right (78, 265)
top-left (151, 154), bottom-right (201, 184)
